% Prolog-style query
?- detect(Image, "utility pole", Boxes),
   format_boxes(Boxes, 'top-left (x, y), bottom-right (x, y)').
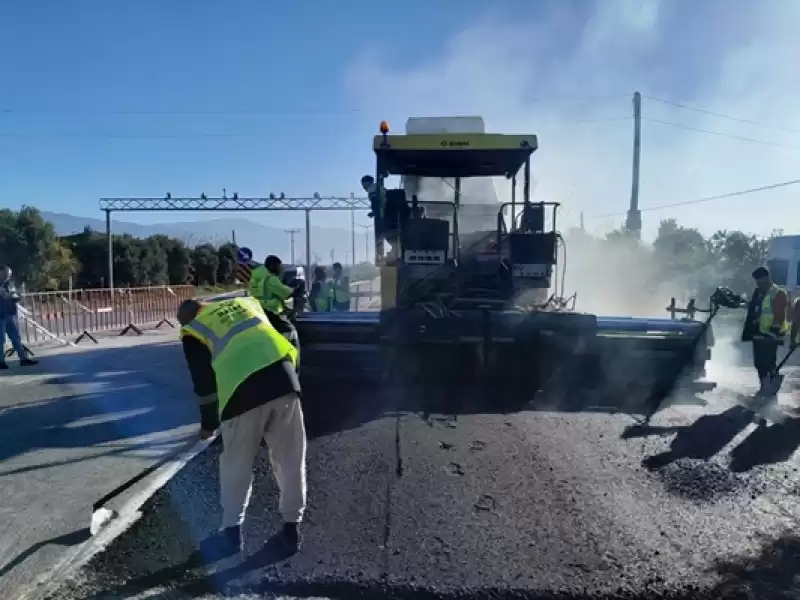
top-left (356, 224), bottom-right (370, 263)
top-left (232, 229), bottom-right (237, 245)
top-left (626, 91), bottom-right (642, 239)
top-left (330, 249), bottom-right (335, 265)
top-left (284, 228), bottom-right (300, 264)
top-left (579, 212), bottom-right (585, 232)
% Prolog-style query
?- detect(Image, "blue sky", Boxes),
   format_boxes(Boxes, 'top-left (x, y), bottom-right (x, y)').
top-left (1, 0), bottom-right (798, 238)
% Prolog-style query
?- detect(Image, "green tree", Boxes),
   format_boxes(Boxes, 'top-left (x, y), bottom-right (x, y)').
top-left (163, 238), bottom-right (192, 285)
top-left (191, 243), bottom-right (220, 285)
top-left (216, 243), bottom-right (238, 285)
top-left (0, 206), bottom-right (78, 290)
top-left (138, 236), bottom-right (169, 285)
top-left (62, 227), bottom-right (108, 288)
top-left (111, 235), bottom-right (140, 287)
top-left (709, 230), bottom-right (769, 295)
top-left (652, 219), bottom-right (713, 298)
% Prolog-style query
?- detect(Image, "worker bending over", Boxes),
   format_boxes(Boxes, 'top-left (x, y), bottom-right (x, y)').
top-left (178, 296), bottom-right (307, 556)
top-left (742, 266), bottom-right (788, 396)
top-left (249, 255), bottom-right (301, 348)
top-left (330, 262), bottom-right (351, 311)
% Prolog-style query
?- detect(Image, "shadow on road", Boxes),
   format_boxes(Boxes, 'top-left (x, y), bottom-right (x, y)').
top-left (78, 530), bottom-right (296, 600)
top-left (0, 342), bottom-right (197, 470)
top-left (634, 406), bottom-right (752, 470)
top-left (623, 402), bottom-right (800, 475)
top-left (0, 528), bottom-right (90, 579)
top-left (67, 532), bottom-right (800, 600)
top-left (729, 416), bottom-right (800, 472)
top-left (710, 531), bottom-right (800, 599)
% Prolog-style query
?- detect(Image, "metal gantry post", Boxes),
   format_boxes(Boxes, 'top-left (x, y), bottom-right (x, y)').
top-left (105, 209), bottom-right (114, 294)
top-left (350, 208), bottom-right (356, 267)
top-left (304, 208), bottom-right (312, 280)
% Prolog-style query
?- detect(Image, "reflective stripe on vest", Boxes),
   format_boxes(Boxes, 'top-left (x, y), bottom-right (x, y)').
top-left (185, 316), bottom-right (263, 361)
top-left (181, 296), bottom-right (297, 416)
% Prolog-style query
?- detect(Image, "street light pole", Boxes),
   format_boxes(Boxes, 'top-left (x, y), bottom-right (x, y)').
top-left (284, 228), bottom-right (300, 264)
top-left (356, 223), bottom-right (371, 264)
top-left (350, 208), bottom-right (357, 268)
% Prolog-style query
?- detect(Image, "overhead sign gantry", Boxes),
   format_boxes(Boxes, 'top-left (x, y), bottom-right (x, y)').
top-left (99, 193), bottom-right (370, 292)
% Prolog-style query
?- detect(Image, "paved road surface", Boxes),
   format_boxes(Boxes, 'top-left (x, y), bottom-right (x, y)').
top-left (0, 331), bottom-right (200, 600)
top-left (45, 372), bottom-right (800, 599)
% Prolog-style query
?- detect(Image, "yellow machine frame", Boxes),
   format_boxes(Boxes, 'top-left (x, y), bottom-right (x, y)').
top-left (371, 124), bottom-right (539, 309)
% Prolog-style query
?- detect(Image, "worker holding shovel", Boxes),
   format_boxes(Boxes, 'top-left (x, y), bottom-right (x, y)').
top-left (742, 266), bottom-right (789, 398)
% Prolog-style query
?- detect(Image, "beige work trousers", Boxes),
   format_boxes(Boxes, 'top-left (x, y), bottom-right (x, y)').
top-left (218, 392), bottom-right (307, 530)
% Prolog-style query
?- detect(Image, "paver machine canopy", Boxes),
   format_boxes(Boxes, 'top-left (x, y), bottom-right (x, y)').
top-left (372, 121), bottom-right (565, 311)
top-left (371, 121), bottom-right (596, 388)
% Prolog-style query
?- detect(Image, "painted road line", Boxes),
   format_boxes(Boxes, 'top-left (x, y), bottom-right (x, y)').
top-left (17, 435), bottom-right (219, 600)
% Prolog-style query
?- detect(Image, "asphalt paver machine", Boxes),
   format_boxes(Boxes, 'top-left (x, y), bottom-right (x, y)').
top-left (371, 122), bottom-right (597, 390)
top-left (291, 119), bottom-right (726, 414)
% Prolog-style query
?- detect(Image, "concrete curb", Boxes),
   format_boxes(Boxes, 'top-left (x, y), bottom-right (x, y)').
top-left (17, 434), bottom-right (220, 600)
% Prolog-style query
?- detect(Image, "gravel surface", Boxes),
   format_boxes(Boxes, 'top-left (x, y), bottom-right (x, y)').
top-left (42, 376), bottom-right (800, 600)
top-left (0, 330), bottom-right (199, 600)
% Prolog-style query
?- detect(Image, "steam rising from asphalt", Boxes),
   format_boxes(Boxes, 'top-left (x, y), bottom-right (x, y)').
top-left (563, 230), bottom-right (691, 318)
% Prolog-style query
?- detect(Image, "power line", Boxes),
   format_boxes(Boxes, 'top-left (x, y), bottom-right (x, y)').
top-left (588, 178), bottom-right (800, 219)
top-left (0, 94), bottom-right (630, 116)
top-left (642, 95), bottom-right (800, 134)
top-left (0, 131), bottom-right (288, 139)
top-left (0, 107), bottom-right (363, 117)
top-left (643, 117), bottom-right (800, 149)
top-left (0, 116), bottom-right (634, 140)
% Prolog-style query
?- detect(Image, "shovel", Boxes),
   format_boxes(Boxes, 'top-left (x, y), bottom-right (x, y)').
top-left (760, 345), bottom-right (797, 398)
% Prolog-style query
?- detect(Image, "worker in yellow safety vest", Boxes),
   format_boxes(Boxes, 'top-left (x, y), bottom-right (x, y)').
top-left (249, 255), bottom-right (300, 347)
top-left (742, 266), bottom-right (789, 396)
top-left (330, 262), bottom-right (351, 311)
top-left (178, 295), bottom-right (306, 557)
top-left (309, 266), bottom-right (333, 312)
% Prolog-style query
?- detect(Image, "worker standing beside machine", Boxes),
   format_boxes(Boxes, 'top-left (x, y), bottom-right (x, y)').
top-left (249, 255), bottom-right (301, 348)
top-left (742, 266), bottom-right (789, 396)
top-left (178, 296), bottom-right (306, 557)
top-left (309, 266), bottom-right (333, 312)
top-left (330, 262), bottom-right (351, 311)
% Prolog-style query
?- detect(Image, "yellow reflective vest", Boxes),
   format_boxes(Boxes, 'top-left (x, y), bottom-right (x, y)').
top-left (248, 265), bottom-right (292, 315)
top-left (331, 276), bottom-right (350, 306)
top-left (313, 280), bottom-right (333, 312)
top-left (180, 296), bottom-right (298, 416)
top-left (758, 284), bottom-right (789, 335)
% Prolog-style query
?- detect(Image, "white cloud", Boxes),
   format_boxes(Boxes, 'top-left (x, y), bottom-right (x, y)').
top-left (343, 0), bottom-right (800, 240)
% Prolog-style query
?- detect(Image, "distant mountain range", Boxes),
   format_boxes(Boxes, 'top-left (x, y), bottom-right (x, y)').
top-left (42, 211), bottom-right (371, 265)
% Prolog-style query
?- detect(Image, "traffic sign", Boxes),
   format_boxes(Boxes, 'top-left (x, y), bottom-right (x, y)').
top-left (235, 262), bottom-right (253, 284)
top-left (237, 246), bottom-right (253, 263)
